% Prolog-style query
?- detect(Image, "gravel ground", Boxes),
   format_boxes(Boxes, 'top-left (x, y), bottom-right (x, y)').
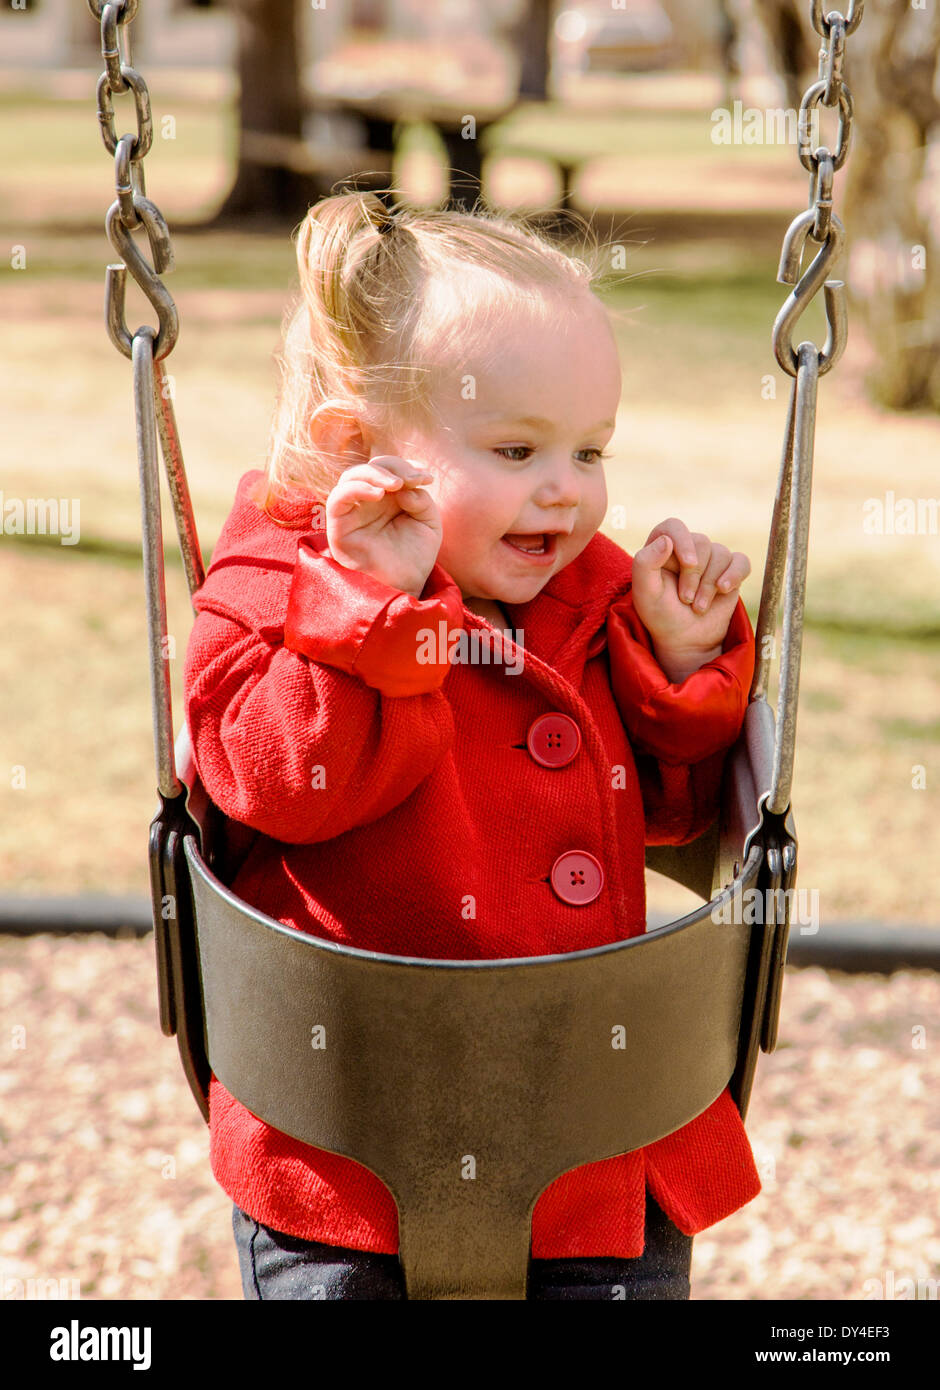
top-left (1, 934), bottom-right (937, 1302)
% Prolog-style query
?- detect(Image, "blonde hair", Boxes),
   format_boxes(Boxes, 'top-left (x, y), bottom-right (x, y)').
top-left (256, 187), bottom-right (619, 523)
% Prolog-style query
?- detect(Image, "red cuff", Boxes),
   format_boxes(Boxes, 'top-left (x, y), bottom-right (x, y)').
top-left (283, 541), bottom-right (466, 697)
top-left (607, 593), bottom-right (754, 764)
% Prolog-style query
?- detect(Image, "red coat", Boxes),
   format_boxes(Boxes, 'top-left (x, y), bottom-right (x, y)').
top-left (184, 469), bottom-right (761, 1258)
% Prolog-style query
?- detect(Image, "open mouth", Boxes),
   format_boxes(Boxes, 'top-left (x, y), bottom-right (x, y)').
top-left (501, 533), bottom-right (557, 560)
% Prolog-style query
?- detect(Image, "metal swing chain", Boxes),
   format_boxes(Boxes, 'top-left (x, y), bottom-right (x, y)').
top-left (88, 0), bottom-right (205, 798)
top-left (751, 0), bottom-right (863, 817)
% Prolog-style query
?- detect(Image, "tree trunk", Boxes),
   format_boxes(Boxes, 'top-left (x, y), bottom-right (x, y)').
top-left (209, 0), bottom-right (327, 228)
top-left (507, 0), bottom-right (552, 101)
top-left (839, 0), bottom-right (940, 410)
top-left (68, 1), bottom-right (105, 67)
top-left (751, 0), bottom-right (816, 112)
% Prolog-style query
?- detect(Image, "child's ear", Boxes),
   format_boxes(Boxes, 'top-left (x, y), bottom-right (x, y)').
top-left (307, 399), bottom-right (370, 467)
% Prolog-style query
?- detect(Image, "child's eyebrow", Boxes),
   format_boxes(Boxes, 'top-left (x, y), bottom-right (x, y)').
top-left (476, 414), bottom-right (616, 432)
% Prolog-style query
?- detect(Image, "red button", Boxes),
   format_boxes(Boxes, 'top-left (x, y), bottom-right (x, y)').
top-left (550, 851), bottom-right (604, 905)
top-left (526, 713), bottom-right (581, 768)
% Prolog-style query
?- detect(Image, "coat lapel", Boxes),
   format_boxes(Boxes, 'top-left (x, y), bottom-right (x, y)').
top-left (501, 532), bottom-right (634, 684)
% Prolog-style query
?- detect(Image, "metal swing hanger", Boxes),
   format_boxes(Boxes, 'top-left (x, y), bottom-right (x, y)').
top-left (752, 1), bottom-right (862, 819)
top-left (87, 0), bottom-right (863, 1300)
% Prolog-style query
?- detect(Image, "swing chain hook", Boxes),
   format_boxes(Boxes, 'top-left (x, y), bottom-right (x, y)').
top-left (772, 206), bottom-right (847, 378)
top-left (771, 0), bottom-right (860, 380)
top-left (89, 0), bottom-right (179, 362)
top-left (105, 194), bottom-right (179, 361)
top-left (754, 1), bottom-right (863, 821)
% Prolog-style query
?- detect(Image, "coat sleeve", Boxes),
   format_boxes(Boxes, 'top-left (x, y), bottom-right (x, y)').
top-left (605, 591), bottom-right (755, 845)
top-left (183, 546), bottom-right (466, 845)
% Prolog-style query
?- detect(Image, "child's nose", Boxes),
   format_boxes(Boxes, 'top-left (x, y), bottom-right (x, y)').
top-left (535, 459), bottom-right (585, 505)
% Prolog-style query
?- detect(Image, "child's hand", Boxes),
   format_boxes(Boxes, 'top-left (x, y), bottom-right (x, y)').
top-left (325, 455), bottom-right (442, 598)
top-left (631, 518), bottom-right (751, 683)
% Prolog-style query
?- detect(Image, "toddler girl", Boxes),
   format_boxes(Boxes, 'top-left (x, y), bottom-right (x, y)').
top-left (184, 190), bottom-right (760, 1300)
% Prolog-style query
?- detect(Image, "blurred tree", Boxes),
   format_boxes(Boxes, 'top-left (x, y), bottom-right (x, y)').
top-left (505, 0), bottom-right (551, 100)
top-left (210, 0), bottom-right (325, 226)
top-left (751, 0), bottom-right (815, 111)
top-left (754, 0), bottom-right (940, 411)
top-left (69, 4), bottom-right (105, 64)
top-left (716, 0), bottom-right (742, 108)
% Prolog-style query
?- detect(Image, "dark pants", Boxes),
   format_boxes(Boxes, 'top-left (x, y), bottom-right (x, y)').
top-left (232, 1188), bottom-right (693, 1300)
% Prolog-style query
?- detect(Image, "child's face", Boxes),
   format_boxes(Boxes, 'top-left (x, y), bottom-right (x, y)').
top-left (396, 291), bottom-right (620, 609)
